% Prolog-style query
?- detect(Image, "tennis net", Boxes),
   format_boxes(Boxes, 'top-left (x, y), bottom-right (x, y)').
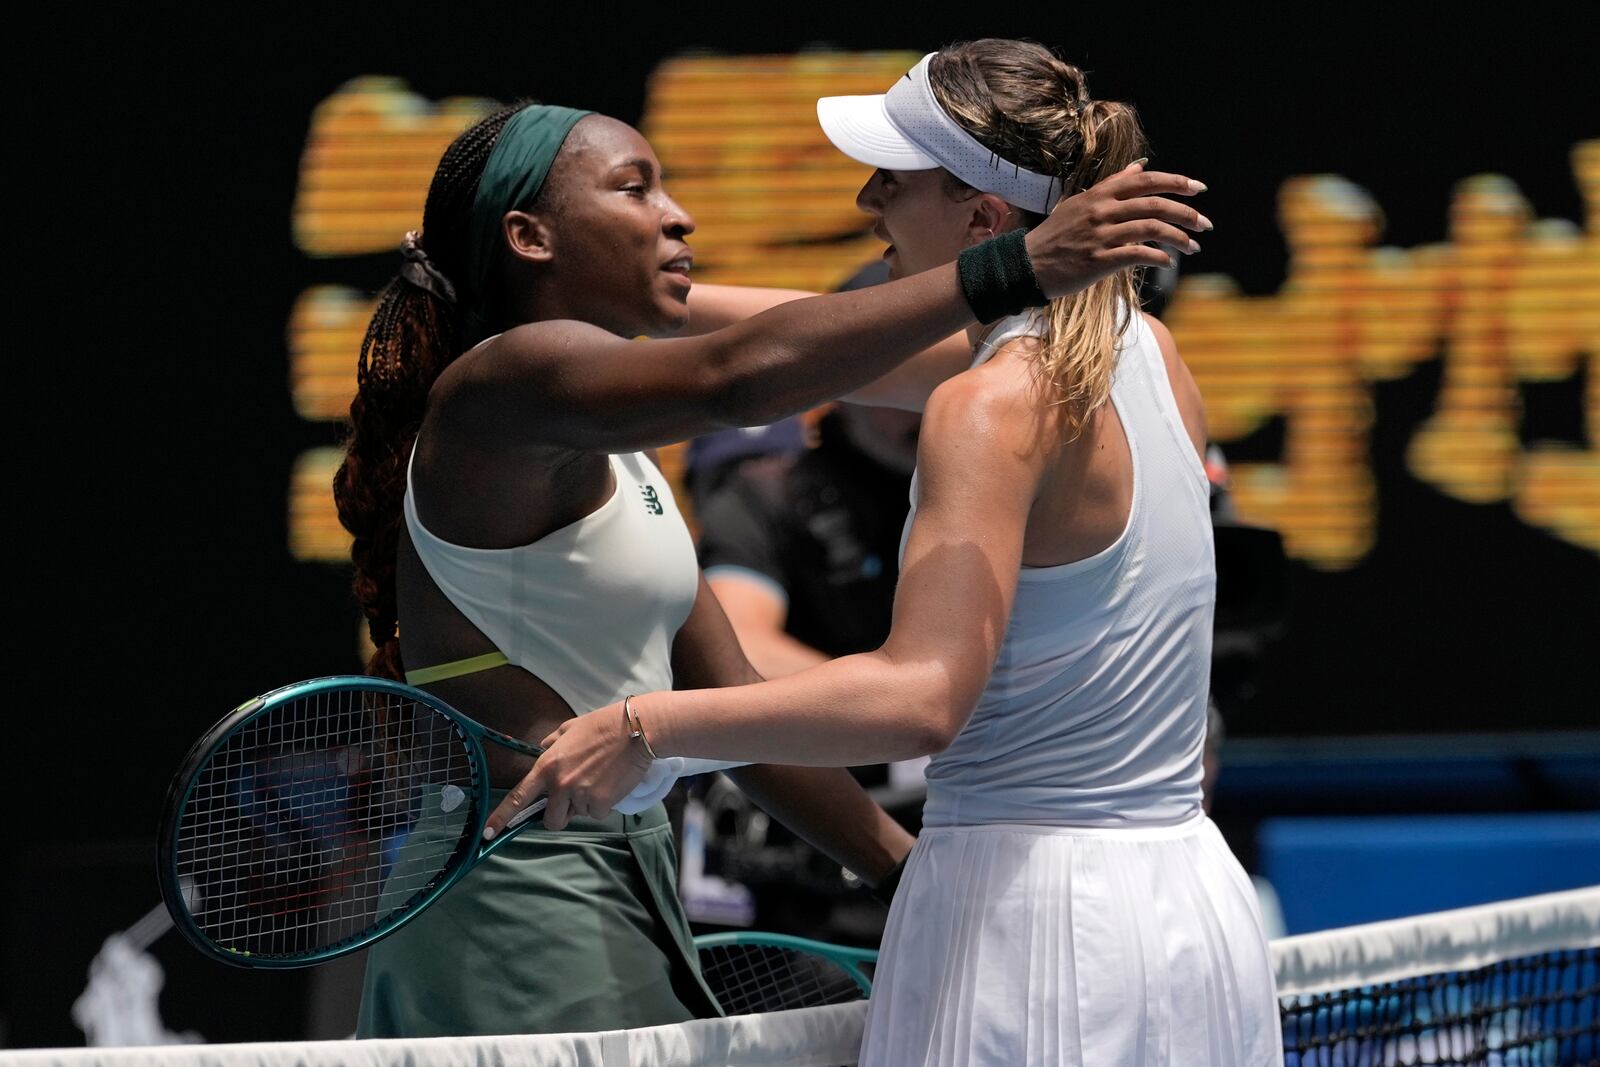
top-left (1275, 887), bottom-right (1598, 1065)
top-left (7, 887), bottom-right (1596, 1066)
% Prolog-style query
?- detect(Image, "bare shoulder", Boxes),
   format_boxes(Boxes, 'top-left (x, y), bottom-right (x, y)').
top-left (926, 346), bottom-right (1035, 432)
top-left (919, 344), bottom-right (1050, 478)
top-left (455, 319), bottom-right (619, 373)
top-left (433, 319), bottom-right (620, 404)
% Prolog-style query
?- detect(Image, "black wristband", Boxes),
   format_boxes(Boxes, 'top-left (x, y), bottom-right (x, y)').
top-left (957, 228), bottom-right (1050, 325)
top-left (870, 852), bottom-right (911, 907)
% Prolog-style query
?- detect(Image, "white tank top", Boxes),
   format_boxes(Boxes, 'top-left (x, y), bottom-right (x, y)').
top-left (403, 449), bottom-right (700, 715)
top-left (908, 310), bottom-right (1215, 828)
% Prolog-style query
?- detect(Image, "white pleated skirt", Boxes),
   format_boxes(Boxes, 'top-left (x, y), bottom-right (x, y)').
top-left (859, 814), bottom-right (1282, 1067)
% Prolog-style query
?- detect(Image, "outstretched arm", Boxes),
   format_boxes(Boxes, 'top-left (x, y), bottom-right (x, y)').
top-left (438, 165), bottom-right (1208, 452)
top-left (674, 284), bottom-right (815, 337)
top-left (667, 574), bottom-right (913, 885)
top-left (643, 371), bottom-right (1038, 764)
top-left (681, 284), bottom-right (974, 412)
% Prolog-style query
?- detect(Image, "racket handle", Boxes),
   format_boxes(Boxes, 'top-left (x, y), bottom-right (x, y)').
top-left (503, 797), bottom-right (549, 832)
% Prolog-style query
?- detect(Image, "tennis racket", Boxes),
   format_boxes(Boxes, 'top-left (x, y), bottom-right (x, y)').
top-left (694, 932), bottom-right (878, 1015)
top-left (158, 675), bottom-right (548, 968)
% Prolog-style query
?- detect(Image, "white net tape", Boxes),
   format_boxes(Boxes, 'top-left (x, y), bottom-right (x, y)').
top-left (1, 1004), bottom-right (869, 1067)
top-left (1274, 885), bottom-right (1600, 997)
top-left (6, 888), bottom-right (1596, 1067)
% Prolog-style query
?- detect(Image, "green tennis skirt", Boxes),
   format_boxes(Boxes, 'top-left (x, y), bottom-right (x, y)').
top-left (357, 794), bottom-right (720, 1038)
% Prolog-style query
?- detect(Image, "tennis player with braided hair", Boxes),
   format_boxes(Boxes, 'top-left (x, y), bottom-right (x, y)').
top-left (337, 83), bottom-right (1209, 1037)
top-left (491, 40), bottom-right (1278, 1064)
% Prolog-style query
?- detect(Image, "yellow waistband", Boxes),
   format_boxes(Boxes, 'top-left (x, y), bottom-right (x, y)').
top-left (404, 651), bottom-right (510, 686)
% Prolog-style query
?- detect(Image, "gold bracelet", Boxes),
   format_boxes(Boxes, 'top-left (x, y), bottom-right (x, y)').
top-left (623, 694), bottom-right (659, 761)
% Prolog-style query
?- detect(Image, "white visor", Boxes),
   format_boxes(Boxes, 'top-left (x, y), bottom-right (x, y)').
top-left (817, 53), bottom-right (1064, 216)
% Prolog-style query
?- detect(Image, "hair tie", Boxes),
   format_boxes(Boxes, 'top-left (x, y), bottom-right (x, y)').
top-left (399, 230), bottom-right (458, 306)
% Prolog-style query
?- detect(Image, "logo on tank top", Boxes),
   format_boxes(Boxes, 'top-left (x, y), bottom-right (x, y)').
top-left (639, 485), bottom-right (664, 515)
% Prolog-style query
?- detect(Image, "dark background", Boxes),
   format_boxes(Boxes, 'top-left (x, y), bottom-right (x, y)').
top-left (8, 5), bottom-right (1596, 1048)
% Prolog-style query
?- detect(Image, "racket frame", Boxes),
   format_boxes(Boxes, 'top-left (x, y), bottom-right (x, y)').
top-left (158, 675), bottom-right (544, 969)
top-left (693, 931), bottom-right (878, 997)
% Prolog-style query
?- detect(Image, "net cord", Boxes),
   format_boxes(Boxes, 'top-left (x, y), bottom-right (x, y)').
top-left (1272, 884), bottom-right (1600, 997)
top-left (2, 1002), bottom-right (871, 1067)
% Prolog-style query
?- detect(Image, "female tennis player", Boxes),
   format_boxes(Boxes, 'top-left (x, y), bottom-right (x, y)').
top-left (490, 41), bottom-right (1280, 1064)
top-left (336, 93), bottom-right (1210, 1037)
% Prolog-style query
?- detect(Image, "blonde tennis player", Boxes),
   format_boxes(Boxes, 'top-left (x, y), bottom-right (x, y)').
top-left (491, 40), bottom-right (1280, 1065)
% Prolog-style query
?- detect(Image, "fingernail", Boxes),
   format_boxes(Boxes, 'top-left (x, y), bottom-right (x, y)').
top-left (482, 826), bottom-right (497, 841)
top-left (1188, 240), bottom-right (1201, 254)
top-left (1190, 180), bottom-right (1208, 193)
top-left (1197, 213), bottom-right (1214, 232)
top-left (1132, 157), bottom-right (1149, 168)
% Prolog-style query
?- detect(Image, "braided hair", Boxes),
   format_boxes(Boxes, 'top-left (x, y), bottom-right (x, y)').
top-left (333, 102), bottom-right (525, 679)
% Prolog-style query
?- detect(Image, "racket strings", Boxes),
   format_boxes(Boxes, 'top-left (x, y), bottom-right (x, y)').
top-left (174, 688), bottom-right (477, 958)
top-left (697, 943), bottom-right (871, 1015)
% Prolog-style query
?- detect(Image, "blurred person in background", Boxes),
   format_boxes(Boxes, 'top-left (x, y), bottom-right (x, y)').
top-left (698, 261), bottom-right (918, 684)
top-left (688, 266), bottom-right (923, 936)
top-left (700, 401), bottom-right (918, 680)
top-left (685, 263), bottom-right (921, 940)
top-left (691, 399), bottom-right (924, 937)
top-left (680, 261), bottom-right (922, 939)
top-left (683, 417), bottom-right (808, 513)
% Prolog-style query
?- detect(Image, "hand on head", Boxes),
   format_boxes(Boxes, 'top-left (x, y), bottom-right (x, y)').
top-left (1023, 161), bottom-right (1213, 300)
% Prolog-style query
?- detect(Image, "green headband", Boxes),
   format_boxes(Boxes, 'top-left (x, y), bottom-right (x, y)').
top-left (465, 104), bottom-right (593, 334)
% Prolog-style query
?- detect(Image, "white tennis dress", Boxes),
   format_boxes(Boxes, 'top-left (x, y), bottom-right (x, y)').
top-left (859, 311), bottom-right (1282, 1066)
